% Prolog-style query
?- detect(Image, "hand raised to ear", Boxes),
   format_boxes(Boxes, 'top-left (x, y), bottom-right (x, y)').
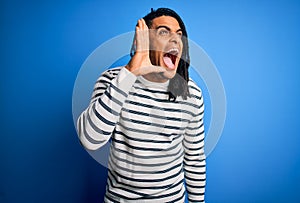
top-left (126, 18), bottom-right (166, 76)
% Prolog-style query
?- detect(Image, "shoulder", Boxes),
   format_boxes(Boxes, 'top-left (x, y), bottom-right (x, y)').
top-left (188, 78), bottom-right (203, 100)
top-left (101, 66), bottom-right (122, 78)
top-left (186, 78), bottom-right (204, 113)
top-left (95, 66), bottom-right (123, 82)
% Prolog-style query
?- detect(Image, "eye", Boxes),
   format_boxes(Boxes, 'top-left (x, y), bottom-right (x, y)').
top-left (177, 32), bottom-right (183, 38)
top-left (158, 29), bottom-right (169, 36)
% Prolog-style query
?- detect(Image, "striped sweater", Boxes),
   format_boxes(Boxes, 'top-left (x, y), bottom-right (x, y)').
top-left (77, 67), bottom-right (206, 202)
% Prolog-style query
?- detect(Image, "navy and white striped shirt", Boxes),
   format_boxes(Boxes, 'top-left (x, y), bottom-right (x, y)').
top-left (77, 67), bottom-right (206, 202)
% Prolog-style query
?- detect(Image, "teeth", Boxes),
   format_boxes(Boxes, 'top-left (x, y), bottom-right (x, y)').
top-left (167, 48), bottom-right (179, 55)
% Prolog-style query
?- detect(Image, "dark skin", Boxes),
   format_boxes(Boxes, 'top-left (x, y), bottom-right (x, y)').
top-left (126, 16), bottom-right (183, 83)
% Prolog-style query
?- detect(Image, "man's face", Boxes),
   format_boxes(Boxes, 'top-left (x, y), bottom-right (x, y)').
top-left (148, 16), bottom-right (183, 81)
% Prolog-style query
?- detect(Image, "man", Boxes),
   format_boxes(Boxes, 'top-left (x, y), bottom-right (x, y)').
top-left (77, 8), bottom-right (206, 202)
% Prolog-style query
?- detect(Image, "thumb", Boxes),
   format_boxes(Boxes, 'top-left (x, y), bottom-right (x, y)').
top-left (149, 65), bottom-right (166, 73)
top-left (139, 65), bottom-right (166, 75)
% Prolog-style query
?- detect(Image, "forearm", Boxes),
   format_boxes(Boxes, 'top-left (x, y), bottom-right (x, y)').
top-left (184, 91), bottom-right (206, 202)
top-left (184, 144), bottom-right (206, 202)
top-left (77, 68), bottom-right (137, 150)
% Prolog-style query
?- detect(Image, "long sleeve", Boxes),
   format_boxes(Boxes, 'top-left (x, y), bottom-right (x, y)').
top-left (77, 67), bottom-right (137, 150)
top-left (183, 88), bottom-right (206, 202)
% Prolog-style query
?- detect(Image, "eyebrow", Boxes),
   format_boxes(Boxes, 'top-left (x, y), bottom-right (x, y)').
top-left (156, 25), bottom-right (182, 33)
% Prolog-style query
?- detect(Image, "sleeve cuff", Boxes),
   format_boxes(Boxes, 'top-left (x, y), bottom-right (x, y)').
top-left (115, 67), bottom-right (137, 94)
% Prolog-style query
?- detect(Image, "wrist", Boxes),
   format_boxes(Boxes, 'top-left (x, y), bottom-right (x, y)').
top-left (125, 64), bottom-right (140, 76)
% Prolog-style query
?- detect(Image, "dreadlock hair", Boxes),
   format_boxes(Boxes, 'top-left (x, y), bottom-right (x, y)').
top-left (130, 8), bottom-right (190, 101)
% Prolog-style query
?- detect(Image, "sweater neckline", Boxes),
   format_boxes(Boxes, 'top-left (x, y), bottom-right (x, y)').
top-left (137, 75), bottom-right (170, 89)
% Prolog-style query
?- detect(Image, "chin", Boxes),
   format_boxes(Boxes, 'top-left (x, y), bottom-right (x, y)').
top-left (162, 68), bottom-right (177, 79)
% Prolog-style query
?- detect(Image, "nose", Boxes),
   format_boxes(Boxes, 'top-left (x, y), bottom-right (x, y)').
top-left (169, 32), bottom-right (180, 44)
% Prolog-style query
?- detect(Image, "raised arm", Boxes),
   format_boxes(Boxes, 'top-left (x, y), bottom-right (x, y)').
top-left (77, 68), bottom-right (137, 150)
top-left (77, 18), bottom-right (166, 150)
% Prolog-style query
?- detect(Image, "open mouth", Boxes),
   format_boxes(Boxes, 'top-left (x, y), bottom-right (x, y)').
top-left (163, 48), bottom-right (179, 70)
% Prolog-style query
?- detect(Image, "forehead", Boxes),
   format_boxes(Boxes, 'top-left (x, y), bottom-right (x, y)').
top-left (151, 16), bottom-right (181, 30)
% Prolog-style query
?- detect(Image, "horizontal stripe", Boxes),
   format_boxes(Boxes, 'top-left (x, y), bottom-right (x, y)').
top-left (98, 98), bottom-right (119, 116)
top-left (184, 136), bottom-right (205, 144)
top-left (126, 100), bottom-right (195, 116)
top-left (110, 145), bottom-right (183, 167)
top-left (104, 193), bottom-right (120, 203)
top-left (121, 108), bottom-right (189, 122)
top-left (110, 167), bottom-right (183, 183)
top-left (95, 79), bottom-right (111, 86)
top-left (129, 92), bottom-right (170, 103)
top-left (120, 114), bottom-right (183, 131)
top-left (185, 151), bottom-right (205, 157)
top-left (92, 90), bottom-right (105, 99)
top-left (101, 73), bottom-right (115, 81)
top-left (184, 168), bottom-right (206, 175)
top-left (106, 174), bottom-right (185, 201)
top-left (187, 191), bottom-right (205, 196)
top-left (107, 169), bottom-right (183, 190)
top-left (184, 161), bottom-right (206, 168)
top-left (134, 85), bottom-right (169, 95)
top-left (117, 122), bottom-right (183, 138)
top-left (188, 198), bottom-right (205, 203)
top-left (131, 91), bottom-right (202, 109)
top-left (114, 130), bottom-right (182, 144)
top-left (112, 136), bottom-right (182, 151)
top-left (186, 122), bottom-right (204, 130)
top-left (110, 83), bottom-right (127, 97)
top-left (185, 133), bottom-right (205, 141)
top-left (185, 182), bottom-right (205, 189)
top-left (86, 113), bottom-right (111, 137)
top-left (109, 155), bottom-right (183, 174)
top-left (104, 91), bottom-right (123, 107)
top-left (107, 175), bottom-right (148, 197)
top-left (184, 155), bottom-right (206, 162)
top-left (81, 114), bottom-right (107, 144)
top-left (92, 102), bottom-right (115, 126)
top-left (183, 144), bottom-right (204, 151)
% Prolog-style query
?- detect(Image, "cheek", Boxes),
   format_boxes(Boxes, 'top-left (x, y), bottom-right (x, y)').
top-left (150, 39), bottom-right (167, 52)
top-left (179, 45), bottom-right (184, 60)
top-left (179, 41), bottom-right (183, 52)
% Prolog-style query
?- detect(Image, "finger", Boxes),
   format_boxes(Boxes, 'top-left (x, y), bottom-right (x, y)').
top-left (137, 19), bottom-right (143, 30)
top-left (135, 20), bottom-right (142, 52)
top-left (150, 65), bottom-right (166, 73)
top-left (140, 65), bottom-right (166, 75)
top-left (140, 18), bottom-right (145, 30)
top-left (131, 65), bottom-right (165, 76)
top-left (136, 20), bottom-right (141, 32)
top-left (140, 18), bottom-right (148, 30)
top-left (135, 21), bottom-right (149, 53)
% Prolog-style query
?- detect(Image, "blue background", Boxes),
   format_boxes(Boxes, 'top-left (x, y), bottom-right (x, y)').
top-left (1, 0), bottom-right (300, 202)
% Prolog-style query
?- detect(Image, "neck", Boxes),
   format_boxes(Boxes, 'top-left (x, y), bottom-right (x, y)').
top-left (143, 73), bottom-right (169, 83)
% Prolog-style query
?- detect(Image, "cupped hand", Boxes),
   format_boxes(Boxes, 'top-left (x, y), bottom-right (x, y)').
top-left (126, 18), bottom-right (165, 76)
